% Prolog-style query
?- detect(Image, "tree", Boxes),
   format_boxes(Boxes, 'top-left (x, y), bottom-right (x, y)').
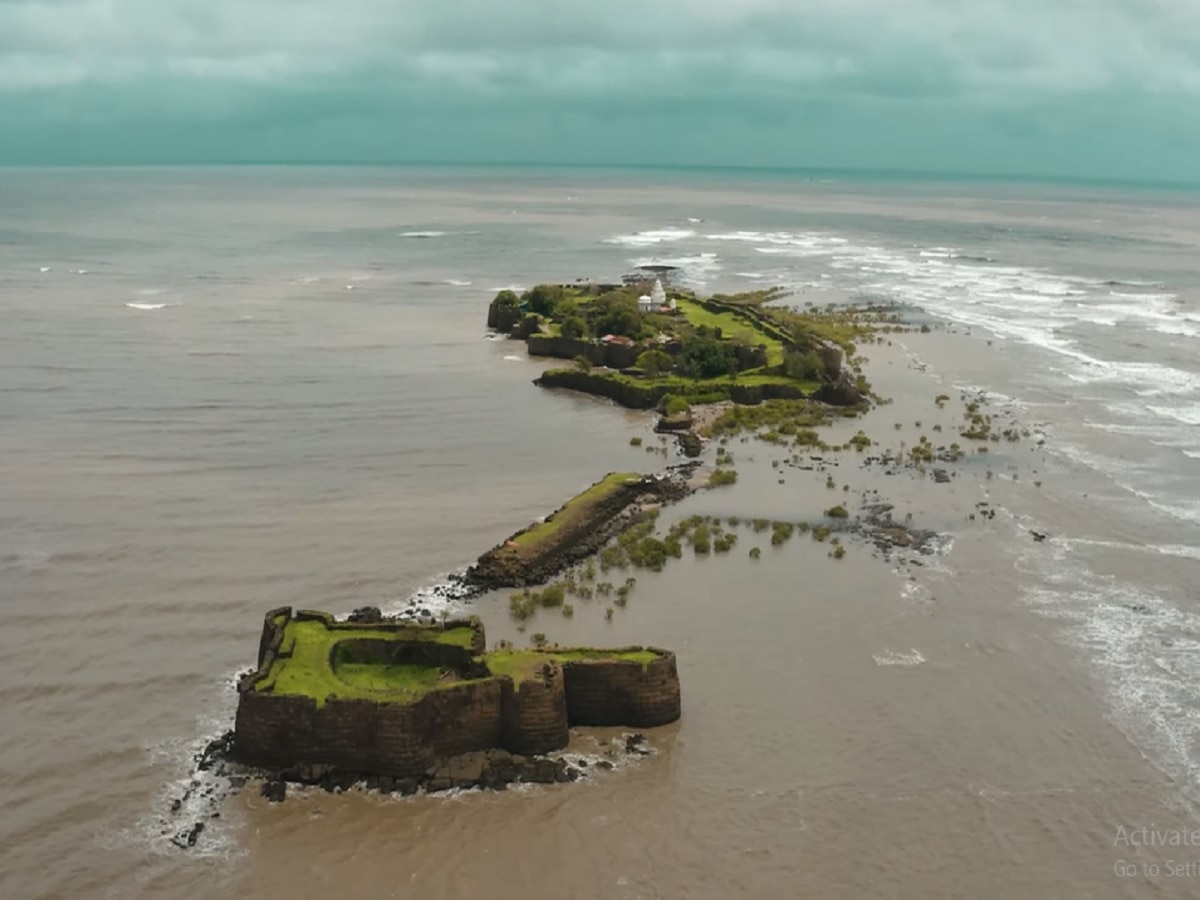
top-left (523, 284), bottom-right (565, 317)
top-left (636, 349), bottom-right (673, 378)
top-left (590, 292), bottom-right (642, 339)
top-left (574, 354), bottom-right (593, 371)
top-left (561, 316), bottom-right (588, 340)
top-left (493, 289), bottom-right (520, 311)
top-left (784, 349), bottom-right (825, 381)
top-left (676, 333), bottom-right (737, 380)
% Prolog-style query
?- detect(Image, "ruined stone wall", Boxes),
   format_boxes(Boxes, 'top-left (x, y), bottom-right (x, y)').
top-left (467, 475), bottom-right (663, 588)
top-left (234, 674), bottom-right (508, 777)
top-left (500, 663), bottom-right (570, 755)
top-left (332, 637), bottom-right (479, 673)
top-left (562, 650), bottom-right (682, 728)
top-left (526, 335), bottom-right (640, 370)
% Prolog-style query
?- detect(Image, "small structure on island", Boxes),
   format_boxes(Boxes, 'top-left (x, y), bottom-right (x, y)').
top-left (637, 293), bottom-right (654, 313)
top-left (231, 608), bottom-right (681, 787)
top-left (651, 278), bottom-right (670, 311)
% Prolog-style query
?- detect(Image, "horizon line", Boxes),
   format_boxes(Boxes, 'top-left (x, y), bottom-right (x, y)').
top-left (0, 160), bottom-right (1196, 191)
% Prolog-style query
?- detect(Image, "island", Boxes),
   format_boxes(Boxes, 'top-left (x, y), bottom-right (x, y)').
top-left (487, 273), bottom-right (874, 411)
top-left (231, 607), bottom-right (681, 794)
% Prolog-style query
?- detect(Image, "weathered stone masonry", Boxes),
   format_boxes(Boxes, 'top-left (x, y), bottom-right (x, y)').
top-left (233, 608), bottom-right (681, 779)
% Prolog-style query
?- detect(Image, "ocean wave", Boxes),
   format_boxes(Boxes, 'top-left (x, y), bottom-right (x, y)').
top-left (872, 649), bottom-right (926, 667)
top-left (383, 571), bottom-right (474, 623)
top-left (125, 302), bottom-right (169, 311)
top-left (604, 228), bottom-right (695, 248)
top-left (1018, 541), bottom-right (1200, 803)
top-left (632, 252), bottom-right (721, 286)
top-left (399, 231), bottom-right (448, 238)
top-left (443, 279), bottom-right (472, 287)
top-left (1146, 402), bottom-right (1200, 426)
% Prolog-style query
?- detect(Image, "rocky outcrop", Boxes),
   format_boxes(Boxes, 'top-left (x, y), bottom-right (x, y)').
top-left (816, 340), bottom-right (843, 379)
top-left (813, 370), bottom-right (863, 407)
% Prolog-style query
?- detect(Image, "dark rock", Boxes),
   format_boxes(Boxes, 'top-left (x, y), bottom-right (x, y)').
top-left (813, 371), bottom-right (862, 407)
top-left (597, 760), bottom-right (615, 771)
top-left (261, 780), bottom-right (287, 803)
top-left (347, 606), bottom-right (383, 623)
top-left (1030, 530), bottom-right (1048, 542)
top-left (625, 733), bottom-right (649, 755)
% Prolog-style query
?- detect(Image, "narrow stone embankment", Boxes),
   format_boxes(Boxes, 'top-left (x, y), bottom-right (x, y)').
top-left (466, 465), bottom-right (699, 590)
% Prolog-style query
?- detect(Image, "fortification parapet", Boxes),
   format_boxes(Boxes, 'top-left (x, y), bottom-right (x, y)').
top-left (232, 609), bottom-right (680, 784)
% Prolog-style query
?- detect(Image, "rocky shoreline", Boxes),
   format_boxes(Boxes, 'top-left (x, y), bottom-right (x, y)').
top-left (163, 729), bottom-right (658, 849)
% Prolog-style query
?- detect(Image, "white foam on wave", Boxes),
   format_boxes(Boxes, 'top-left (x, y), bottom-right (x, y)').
top-left (384, 571), bottom-right (473, 623)
top-left (443, 279), bottom-right (472, 287)
top-left (1066, 536), bottom-right (1200, 562)
top-left (125, 302), bottom-right (169, 311)
top-left (39, 266), bottom-right (51, 273)
top-left (1018, 538), bottom-right (1200, 803)
top-left (1146, 402), bottom-right (1200, 426)
top-left (714, 226), bottom-right (1194, 401)
top-left (632, 253), bottom-right (721, 286)
top-left (400, 231), bottom-right (447, 238)
top-left (502, 355), bottom-right (522, 361)
top-left (110, 670), bottom-right (244, 860)
top-left (605, 228), bottom-right (694, 248)
top-left (872, 649), bottom-right (926, 667)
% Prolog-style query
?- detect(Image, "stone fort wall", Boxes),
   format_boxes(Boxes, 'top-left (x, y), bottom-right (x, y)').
top-left (233, 609), bottom-right (682, 778)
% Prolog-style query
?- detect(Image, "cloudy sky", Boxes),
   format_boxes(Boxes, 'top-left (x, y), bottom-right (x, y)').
top-left (2, 0), bottom-right (1198, 181)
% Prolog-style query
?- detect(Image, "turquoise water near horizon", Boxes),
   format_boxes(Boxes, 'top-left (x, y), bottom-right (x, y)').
top-left (3, 161), bottom-right (1198, 193)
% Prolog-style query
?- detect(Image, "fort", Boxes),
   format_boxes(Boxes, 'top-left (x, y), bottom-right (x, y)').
top-left (487, 279), bottom-right (872, 413)
top-left (232, 607), bottom-right (681, 791)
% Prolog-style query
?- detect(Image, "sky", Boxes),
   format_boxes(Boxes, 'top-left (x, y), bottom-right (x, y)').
top-left (1, 0), bottom-right (1199, 182)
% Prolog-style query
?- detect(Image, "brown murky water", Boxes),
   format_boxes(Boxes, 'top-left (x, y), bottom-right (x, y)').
top-left (3, 168), bottom-right (1199, 899)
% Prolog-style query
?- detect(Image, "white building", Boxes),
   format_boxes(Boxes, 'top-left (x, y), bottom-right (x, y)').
top-left (638, 293), bottom-right (654, 313)
top-left (651, 278), bottom-right (667, 308)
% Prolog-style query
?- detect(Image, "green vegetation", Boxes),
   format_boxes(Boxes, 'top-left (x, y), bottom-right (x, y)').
top-left (708, 468), bottom-right (738, 486)
top-left (630, 436), bottom-right (643, 446)
top-left (480, 648), bottom-right (660, 686)
top-left (255, 613), bottom-right (668, 707)
top-left (825, 505), bottom-right (849, 519)
top-left (663, 395), bottom-right (691, 416)
top-left (704, 399), bottom-right (835, 440)
top-left (259, 618), bottom-right (478, 707)
top-left (497, 284), bottom-right (892, 407)
top-left (509, 473), bottom-right (640, 556)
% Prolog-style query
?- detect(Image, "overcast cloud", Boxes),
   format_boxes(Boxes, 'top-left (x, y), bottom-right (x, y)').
top-left (1, 0), bottom-right (1197, 179)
